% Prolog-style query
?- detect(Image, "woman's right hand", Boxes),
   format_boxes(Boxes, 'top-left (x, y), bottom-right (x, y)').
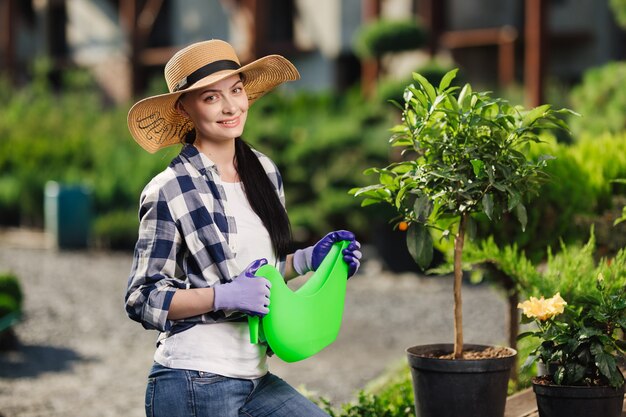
top-left (213, 258), bottom-right (272, 316)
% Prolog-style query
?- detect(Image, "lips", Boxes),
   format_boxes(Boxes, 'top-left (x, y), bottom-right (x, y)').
top-left (218, 116), bottom-right (240, 127)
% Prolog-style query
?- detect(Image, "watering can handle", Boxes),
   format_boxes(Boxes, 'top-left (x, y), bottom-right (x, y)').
top-left (248, 315), bottom-right (259, 344)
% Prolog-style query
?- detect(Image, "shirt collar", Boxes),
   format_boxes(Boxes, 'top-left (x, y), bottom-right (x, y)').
top-left (179, 143), bottom-right (218, 176)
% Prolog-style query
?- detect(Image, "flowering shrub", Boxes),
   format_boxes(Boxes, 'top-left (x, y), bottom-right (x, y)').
top-left (518, 283), bottom-right (626, 388)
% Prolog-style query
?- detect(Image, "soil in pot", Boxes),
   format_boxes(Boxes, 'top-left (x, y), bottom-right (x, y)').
top-left (407, 343), bottom-right (517, 417)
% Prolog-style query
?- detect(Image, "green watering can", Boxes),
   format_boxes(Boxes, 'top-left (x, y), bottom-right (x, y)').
top-left (247, 240), bottom-right (350, 363)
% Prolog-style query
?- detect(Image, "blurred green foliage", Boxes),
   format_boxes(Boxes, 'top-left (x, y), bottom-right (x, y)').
top-left (0, 271), bottom-right (22, 323)
top-left (476, 132), bottom-right (626, 262)
top-left (0, 65), bottom-right (393, 248)
top-left (318, 362), bottom-right (415, 417)
top-left (610, 0), bottom-right (626, 29)
top-left (3, 58), bottom-right (626, 255)
top-left (244, 89), bottom-right (393, 244)
top-left (353, 19), bottom-right (427, 59)
top-left (569, 61), bottom-right (626, 136)
top-left (0, 62), bottom-right (168, 235)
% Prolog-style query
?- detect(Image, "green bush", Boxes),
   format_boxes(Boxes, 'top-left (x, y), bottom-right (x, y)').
top-left (0, 63), bottom-right (170, 231)
top-left (477, 132), bottom-right (626, 261)
top-left (245, 89), bottom-right (393, 243)
top-left (353, 19), bottom-right (427, 59)
top-left (569, 62), bottom-right (626, 136)
top-left (0, 67), bottom-right (393, 247)
top-left (318, 363), bottom-right (415, 417)
top-left (610, 0), bottom-right (626, 29)
top-left (0, 272), bottom-right (23, 319)
top-left (93, 209), bottom-right (139, 250)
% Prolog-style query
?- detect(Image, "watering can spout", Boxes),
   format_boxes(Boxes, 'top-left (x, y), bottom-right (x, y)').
top-left (248, 315), bottom-right (259, 344)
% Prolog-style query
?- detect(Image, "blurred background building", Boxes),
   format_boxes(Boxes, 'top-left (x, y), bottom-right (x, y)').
top-left (2, 0), bottom-right (624, 105)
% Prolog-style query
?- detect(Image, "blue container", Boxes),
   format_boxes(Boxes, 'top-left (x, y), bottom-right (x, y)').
top-left (44, 181), bottom-right (92, 249)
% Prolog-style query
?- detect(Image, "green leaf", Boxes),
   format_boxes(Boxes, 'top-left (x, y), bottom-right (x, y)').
top-left (553, 366), bottom-right (565, 384)
top-left (482, 193), bottom-right (494, 220)
top-left (592, 345), bottom-right (618, 382)
top-left (516, 203), bottom-right (528, 231)
top-left (507, 191), bottom-right (521, 212)
top-left (520, 354), bottom-right (538, 372)
top-left (352, 184), bottom-right (384, 197)
top-left (412, 72), bottom-right (437, 102)
top-left (362, 167), bottom-right (380, 176)
top-left (413, 196), bottom-right (432, 221)
top-left (438, 68), bottom-right (459, 91)
top-left (517, 331), bottom-right (537, 340)
top-left (406, 223), bottom-right (434, 270)
top-left (458, 84), bottom-right (472, 109)
top-left (564, 363), bottom-right (586, 384)
top-left (470, 159), bottom-right (485, 177)
top-left (522, 104), bottom-right (551, 127)
top-left (379, 171), bottom-right (395, 186)
top-left (361, 198), bottom-right (383, 207)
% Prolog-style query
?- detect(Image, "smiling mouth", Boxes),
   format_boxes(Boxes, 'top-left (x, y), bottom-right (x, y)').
top-left (219, 117), bottom-right (240, 126)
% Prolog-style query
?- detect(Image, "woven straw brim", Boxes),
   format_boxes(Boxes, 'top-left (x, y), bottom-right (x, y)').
top-left (128, 55), bottom-right (300, 153)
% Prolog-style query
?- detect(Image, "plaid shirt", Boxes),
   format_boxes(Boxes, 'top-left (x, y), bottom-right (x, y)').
top-left (125, 144), bottom-right (286, 336)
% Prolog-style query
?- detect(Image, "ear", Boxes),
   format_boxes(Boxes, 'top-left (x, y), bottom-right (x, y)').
top-left (175, 98), bottom-right (189, 118)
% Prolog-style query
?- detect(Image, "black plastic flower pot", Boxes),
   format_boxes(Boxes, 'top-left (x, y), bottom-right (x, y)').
top-left (532, 381), bottom-right (624, 417)
top-left (406, 343), bottom-right (516, 417)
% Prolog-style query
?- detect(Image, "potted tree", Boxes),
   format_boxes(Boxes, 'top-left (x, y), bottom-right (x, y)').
top-left (517, 233), bottom-right (626, 417)
top-left (351, 69), bottom-right (573, 417)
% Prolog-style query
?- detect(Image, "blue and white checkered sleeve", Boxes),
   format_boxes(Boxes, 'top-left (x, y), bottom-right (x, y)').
top-left (125, 182), bottom-right (183, 332)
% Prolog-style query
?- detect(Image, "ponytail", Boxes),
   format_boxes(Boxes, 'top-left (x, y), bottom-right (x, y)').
top-left (235, 138), bottom-right (292, 258)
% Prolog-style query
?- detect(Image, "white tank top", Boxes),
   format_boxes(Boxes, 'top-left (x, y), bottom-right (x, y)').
top-left (154, 181), bottom-right (277, 379)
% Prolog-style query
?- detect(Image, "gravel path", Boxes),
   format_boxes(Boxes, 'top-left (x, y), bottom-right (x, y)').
top-left (0, 231), bottom-right (508, 417)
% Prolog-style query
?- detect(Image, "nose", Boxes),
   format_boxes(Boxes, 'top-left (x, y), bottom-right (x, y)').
top-left (222, 95), bottom-right (237, 114)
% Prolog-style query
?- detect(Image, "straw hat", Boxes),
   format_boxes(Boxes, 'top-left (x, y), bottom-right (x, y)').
top-left (127, 39), bottom-right (300, 153)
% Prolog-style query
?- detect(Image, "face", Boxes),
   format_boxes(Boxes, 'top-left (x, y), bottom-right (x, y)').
top-left (177, 74), bottom-right (249, 144)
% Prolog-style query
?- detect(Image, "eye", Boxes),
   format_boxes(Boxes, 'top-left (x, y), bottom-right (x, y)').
top-left (204, 94), bottom-right (219, 102)
top-left (232, 87), bottom-right (243, 94)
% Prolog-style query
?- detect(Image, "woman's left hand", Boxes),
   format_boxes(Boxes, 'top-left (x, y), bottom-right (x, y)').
top-left (342, 239), bottom-right (362, 278)
top-left (293, 230), bottom-right (362, 278)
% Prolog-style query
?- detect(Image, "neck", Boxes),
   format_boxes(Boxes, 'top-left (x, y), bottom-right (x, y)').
top-left (194, 137), bottom-right (239, 182)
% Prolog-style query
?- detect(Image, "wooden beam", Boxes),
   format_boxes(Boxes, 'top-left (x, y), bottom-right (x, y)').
top-left (120, 0), bottom-right (165, 95)
top-left (361, 0), bottom-right (381, 97)
top-left (440, 26), bottom-right (517, 87)
top-left (136, 0), bottom-right (164, 43)
top-left (440, 27), bottom-right (516, 49)
top-left (525, 0), bottom-right (548, 107)
top-left (419, 0), bottom-right (446, 57)
top-left (138, 46), bottom-right (179, 66)
top-left (0, 0), bottom-right (17, 82)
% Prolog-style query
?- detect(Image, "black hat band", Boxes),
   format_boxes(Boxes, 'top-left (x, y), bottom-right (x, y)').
top-left (173, 60), bottom-right (241, 92)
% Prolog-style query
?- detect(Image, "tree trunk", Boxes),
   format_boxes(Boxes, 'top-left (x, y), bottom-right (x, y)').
top-left (508, 289), bottom-right (519, 384)
top-left (453, 214), bottom-right (468, 358)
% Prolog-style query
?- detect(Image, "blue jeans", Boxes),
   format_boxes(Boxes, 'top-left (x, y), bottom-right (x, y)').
top-left (145, 362), bottom-right (330, 417)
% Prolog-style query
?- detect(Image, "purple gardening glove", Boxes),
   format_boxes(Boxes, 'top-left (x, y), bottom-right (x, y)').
top-left (213, 258), bottom-right (271, 316)
top-left (293, 230), bottom-right (362, 278)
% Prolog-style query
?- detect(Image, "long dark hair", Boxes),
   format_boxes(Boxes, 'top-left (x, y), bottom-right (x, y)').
top-left (183, 131), bottom-right (292, 258)
top-left (234, 137), bottom-right (292, 258)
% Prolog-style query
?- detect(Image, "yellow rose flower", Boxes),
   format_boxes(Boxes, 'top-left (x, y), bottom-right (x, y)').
top-left (518, 293), bottom-right (567, 321)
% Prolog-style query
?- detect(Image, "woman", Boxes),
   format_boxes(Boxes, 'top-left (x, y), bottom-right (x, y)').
top-left (125, 39), bottom-right (362, 417)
